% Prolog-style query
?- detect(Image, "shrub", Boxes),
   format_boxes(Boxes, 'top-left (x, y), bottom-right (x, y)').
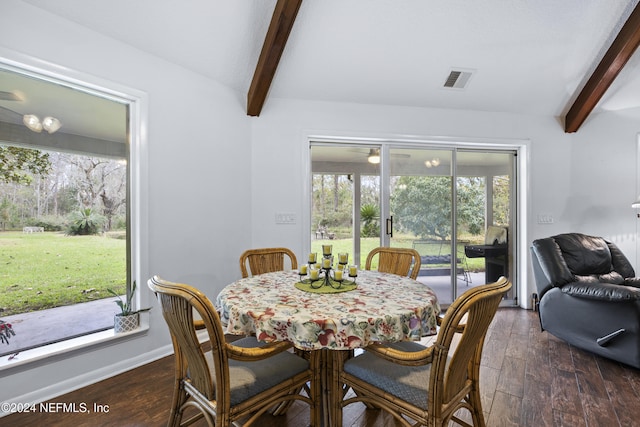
top-left (67, 208), bottom-right (106, 235)
top-left (360, 204), bottom-right (380, 237)
top-left (30, 215), bottom-right (65, 232)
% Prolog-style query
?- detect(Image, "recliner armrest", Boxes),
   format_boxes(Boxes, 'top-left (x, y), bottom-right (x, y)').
top-left (624, 277), bottom-right (640, 288)
top-left (561, 282), bottom-right (640, 302)
top-left (608, 241), bottom-right (636, 278)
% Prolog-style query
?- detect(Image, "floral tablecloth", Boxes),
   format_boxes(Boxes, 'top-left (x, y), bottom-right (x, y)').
top-left (216, 270), bottom-right (441, 351)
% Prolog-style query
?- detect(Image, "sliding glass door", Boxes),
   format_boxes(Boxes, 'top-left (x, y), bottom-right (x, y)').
top-left (388, 148), bottom-right (456, 303)
top-left (310, 145), bottom-right (380, 268)
top-left (455, 150), bottom-right (514, 303)
top-left (310, 142), bottom-right (516, 306)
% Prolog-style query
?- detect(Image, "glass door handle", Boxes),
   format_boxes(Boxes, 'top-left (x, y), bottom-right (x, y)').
top-left (386, 216), bottom-right (393, 238)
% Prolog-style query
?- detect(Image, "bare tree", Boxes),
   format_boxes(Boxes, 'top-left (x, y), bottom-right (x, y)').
top-left (63, 155), bottom-right (126, 231)
top-left (0, 148), bottom-right (126, 230)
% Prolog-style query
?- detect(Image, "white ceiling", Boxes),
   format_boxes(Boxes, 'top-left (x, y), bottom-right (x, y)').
top-left (3, 0), bottom-right (640, 141)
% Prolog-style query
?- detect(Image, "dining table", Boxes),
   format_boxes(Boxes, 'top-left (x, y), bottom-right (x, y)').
top-left (215, 268), bottom-right (441, 426)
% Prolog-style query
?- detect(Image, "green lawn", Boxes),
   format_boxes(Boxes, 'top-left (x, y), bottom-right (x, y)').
top-left (0, 231), bottom-right (482, 316)
top-left (0, 231), bottom-right (126, 315)
top-left (311, 236), bottom-right (485, 270)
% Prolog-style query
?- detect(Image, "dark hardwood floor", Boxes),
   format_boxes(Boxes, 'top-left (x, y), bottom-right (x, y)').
top-left (4, 308), bottom-right (640, 426)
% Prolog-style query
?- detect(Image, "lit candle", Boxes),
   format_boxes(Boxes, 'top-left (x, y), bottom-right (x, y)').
top-left (349, 265), bottom-right (358, 277)
top-left (322, 258), bottom-right (331, 269)
top-left (322, 245), bottom-right (332, 256)
top-left (335, 270), bottom-right (343, 280)
top-left (310, 268), bottom-right (319, 280)
top-left (338, 253), bottom-right (348, 264)
top-left (300, 264), bottom-right (308, 275)
top-left (308, 253), bottom-right (317, 263)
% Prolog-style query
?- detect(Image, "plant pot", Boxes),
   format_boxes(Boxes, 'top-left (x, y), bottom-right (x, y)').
top-left (114, 313), bottom-right (139, 333)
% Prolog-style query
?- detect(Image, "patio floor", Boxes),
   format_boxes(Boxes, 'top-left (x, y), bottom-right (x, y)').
top-left (0, 298), bottom-right (116, 357)
top-left (417, 270), bottom-right (487, 306)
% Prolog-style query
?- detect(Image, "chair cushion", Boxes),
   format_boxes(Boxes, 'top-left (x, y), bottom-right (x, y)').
top-left (212, 337), bottom-right (310, 406)
top-left (553, 233), bottom-right (612, 276)
top-left (344, 341), bottom-right (431, 410)
top-left (573, 272), bottom-right (624, 285)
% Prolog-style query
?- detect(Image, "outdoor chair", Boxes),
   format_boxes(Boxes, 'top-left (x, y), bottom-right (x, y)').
top-left (332, 276), bottom-right (511, 427)
top-left (239, 247), bottom-right (298, 278)
top-left (148, 275), bottom-right (320, 427)
top-left (364, 247), bottom-right (422, 280)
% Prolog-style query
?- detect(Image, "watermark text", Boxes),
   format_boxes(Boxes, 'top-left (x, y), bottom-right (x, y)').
top-left (1, 401), bottom-right (110, 414)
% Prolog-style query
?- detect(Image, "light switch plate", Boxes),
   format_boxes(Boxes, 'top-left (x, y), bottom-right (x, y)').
top-left (537, 214), bottom-right (554, 224)
top-left (275, 212), bottom-right (296, 224)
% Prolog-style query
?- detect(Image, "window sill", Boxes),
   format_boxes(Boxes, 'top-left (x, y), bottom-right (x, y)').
top-left (0, 324), bottom-right (149, 372)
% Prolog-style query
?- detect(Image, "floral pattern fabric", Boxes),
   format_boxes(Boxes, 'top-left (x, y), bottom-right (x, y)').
top-left (216, 270), bottom-right (441, 351)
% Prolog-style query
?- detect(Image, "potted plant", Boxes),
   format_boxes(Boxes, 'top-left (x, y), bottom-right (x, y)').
top-left (107, 281), bottom-right (150, 333)
top-left (0, 319), bottom-right (15, 344)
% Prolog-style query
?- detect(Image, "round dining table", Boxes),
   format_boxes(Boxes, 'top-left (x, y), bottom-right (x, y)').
top-left (216, 269), bottom-right (441, 351)
top-left (215, 269), bottom-right (441, 426)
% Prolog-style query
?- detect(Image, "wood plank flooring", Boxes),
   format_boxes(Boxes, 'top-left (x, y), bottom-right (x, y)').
top-left (4, 308), bottom-right (640, 426)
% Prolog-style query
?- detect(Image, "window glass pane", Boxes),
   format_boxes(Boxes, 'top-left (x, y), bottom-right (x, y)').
top-left (0, 66), bottom-right (129, 355)
top-left (310, 144), bottom-right (380, 267)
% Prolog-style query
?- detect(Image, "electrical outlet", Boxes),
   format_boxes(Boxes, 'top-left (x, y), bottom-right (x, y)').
top-left (275, 212), bottom-right (296, 225)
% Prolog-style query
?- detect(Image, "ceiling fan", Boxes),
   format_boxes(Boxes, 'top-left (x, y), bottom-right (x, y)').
top-left (349, 148), bottom-right (411, 164)
top-left (0, 90), bottom-right (23, 123)
top-left (0, 91), bottom-right (21, 101)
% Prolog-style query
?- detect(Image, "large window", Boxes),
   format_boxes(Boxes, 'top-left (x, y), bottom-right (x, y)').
top-left (0, 65), bottom-right (131, 356)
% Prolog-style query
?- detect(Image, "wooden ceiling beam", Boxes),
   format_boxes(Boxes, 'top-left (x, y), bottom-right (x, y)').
top-left (247, 0), bottom-right (303, 117)
top-left (564, 3), bottom-right (640, 133)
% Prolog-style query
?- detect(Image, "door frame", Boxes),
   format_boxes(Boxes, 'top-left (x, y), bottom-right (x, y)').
top-left (304, 133), bottom-right (530, 308)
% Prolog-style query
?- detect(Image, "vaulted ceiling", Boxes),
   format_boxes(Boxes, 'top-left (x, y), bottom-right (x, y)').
top-left (5, 0), bottom-right (640, 139)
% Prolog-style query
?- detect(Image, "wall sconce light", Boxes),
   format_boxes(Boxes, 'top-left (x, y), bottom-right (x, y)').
top-left (367, 148), bottom-right (381, 164)
top-left (23, 114), bottom-right (62, 134)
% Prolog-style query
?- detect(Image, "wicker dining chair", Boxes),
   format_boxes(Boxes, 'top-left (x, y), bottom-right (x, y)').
top-left (332, 276), bottom-right (512, 427)
top-left (148, 276), bottom-right (320, 427)
top-left (364, 247), bottom-right (422, 280)
top-left (239, 247), bottom-right (298, 278)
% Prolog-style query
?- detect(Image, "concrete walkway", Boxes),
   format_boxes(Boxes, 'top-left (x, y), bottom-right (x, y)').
top-left (0, 298), bottom-right (117, 357)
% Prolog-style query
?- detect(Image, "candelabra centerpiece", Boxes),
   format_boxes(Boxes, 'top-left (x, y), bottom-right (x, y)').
top-left (298, 245), bottom-right (357, 290)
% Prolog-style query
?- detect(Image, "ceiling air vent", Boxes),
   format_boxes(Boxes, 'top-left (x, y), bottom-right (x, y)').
top-left (443, 69), bottom-right (474, 89)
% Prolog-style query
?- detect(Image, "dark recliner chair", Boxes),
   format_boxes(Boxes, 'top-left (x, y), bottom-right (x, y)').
top-left (531, 233), bottom-right (640, 369)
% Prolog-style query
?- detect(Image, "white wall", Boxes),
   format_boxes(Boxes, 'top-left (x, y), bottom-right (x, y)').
top-left (565, 108), bottom-right (640, 260)
top-left (0, 1), bottom-right (252, 406)
top-left (249, 98), bottom-right (640, 305)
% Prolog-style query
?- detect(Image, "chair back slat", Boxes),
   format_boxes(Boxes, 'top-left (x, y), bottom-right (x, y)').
top-left (240, 247), bottom-right (298, 278)
top-left (150, 275), bottom-right (320, 426)
top-left (365, 247), bottom-right (421, 279)
top-left (149, 276), bottom-right (228, 403)
top-left (430, 277), bottom-right (511, 408)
